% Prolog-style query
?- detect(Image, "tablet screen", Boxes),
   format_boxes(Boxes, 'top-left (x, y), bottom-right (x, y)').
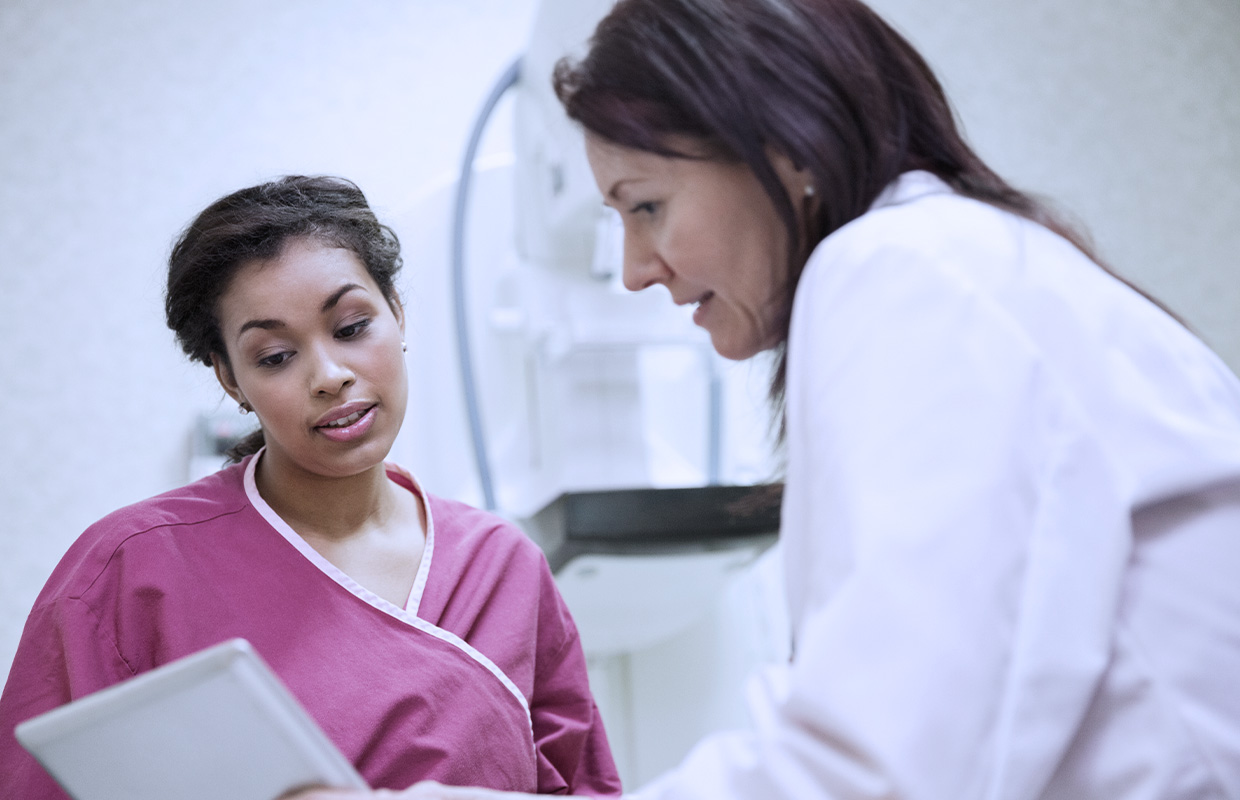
top-left (15, 638), bottom-right (368, 800)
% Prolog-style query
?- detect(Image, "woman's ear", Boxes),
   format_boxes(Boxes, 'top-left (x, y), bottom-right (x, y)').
top-left (769, 150), bottom-right (813, 203)
top-left (212, 354), bottom-right (247, 408)
top-left (769, 150), bottom-right (819, 251)
top-left (389, 294), bottom-right (406, 336)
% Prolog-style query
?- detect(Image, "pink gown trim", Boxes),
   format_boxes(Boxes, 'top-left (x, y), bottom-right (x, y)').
top-left (242, 450), bottom-right (532, 733)
top-left (392, 462), bottom-right (435, 618)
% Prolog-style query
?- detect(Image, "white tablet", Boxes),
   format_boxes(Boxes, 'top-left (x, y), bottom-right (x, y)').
top-left (14, 638), bottom-right (368, 800)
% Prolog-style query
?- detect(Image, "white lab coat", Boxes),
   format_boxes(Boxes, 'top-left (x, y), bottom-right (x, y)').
top-left (630, 172), bottom-right (1240, 799)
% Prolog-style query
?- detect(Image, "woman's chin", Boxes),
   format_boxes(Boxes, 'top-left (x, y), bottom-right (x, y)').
top-left (709, 332), bottom-right (764, 362)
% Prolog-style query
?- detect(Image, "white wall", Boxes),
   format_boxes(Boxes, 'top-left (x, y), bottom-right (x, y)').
top-left (0, 0), bottom-right (538, 679)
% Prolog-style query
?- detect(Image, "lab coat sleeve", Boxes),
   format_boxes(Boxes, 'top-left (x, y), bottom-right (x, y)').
top-left (530, 556), bottom-right (623, 796)
top-left (629, 230), bottom-right (1132, 799)
top-left (0, 596), bottom-right (136, 800)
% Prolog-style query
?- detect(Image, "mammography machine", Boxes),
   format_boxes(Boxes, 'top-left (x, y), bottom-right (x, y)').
top-left (390, 0), bottom-right (790, 785)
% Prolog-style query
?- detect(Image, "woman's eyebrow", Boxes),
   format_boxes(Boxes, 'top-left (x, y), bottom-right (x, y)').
top-left (607, 178), bottom-right (637, 201)
top-left (236, 284), bottom-right (366, 339)
top-left (321, 283), bottom-right (363, 313)
top-left (238, 317), bottom-right (284, 336)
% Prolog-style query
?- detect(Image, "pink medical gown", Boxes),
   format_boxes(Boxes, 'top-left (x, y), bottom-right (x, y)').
top-left (0, 454), bottom-right (621, 797)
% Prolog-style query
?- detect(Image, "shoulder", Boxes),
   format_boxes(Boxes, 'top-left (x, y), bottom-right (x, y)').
top-left (423, 493), bottom-right (577, 645)
top-left (784, 176), bottom-right (1068, 400)
top-left (416, 489), bottom-right (571, 647)
top-left (425, 493), bottom-right (547, 567)
top-left (795, 183), bottom-right (996, 328)
top-left (792, 172), bottom-right (1100, 342)
top-left (808, 175), bottom-right (1033, 289)
top-left (34, 461), bottom-right (252, 605)
top-left (91, 460), bottom-right (250, 534)
top-left (381, 462), bottom-right (548, 568)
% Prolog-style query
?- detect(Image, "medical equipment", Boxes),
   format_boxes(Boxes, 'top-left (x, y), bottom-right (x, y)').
top-left (392, 0), bottom-right (788, 782)
top-left (439, 0), bottom-right (782, 650)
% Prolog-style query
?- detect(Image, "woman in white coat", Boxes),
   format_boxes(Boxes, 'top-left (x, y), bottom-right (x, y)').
top-left (303, 0), bottom-right (1240, 797)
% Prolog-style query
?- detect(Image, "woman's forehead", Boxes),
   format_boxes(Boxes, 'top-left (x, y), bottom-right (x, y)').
top-left (219, 241), bottom-right (376, 321)
top-left (586, 134), bottom-right (714, 198)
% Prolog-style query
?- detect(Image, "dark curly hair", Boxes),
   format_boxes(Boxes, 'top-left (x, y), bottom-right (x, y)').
top-left (166, 175), bottom-right (403, 459)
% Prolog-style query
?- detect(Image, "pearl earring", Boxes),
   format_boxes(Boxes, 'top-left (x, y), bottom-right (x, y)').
top-left (238, 403), bottom-right (250, 415)
top-left (401, 341), bottom-right (408, 353)
top-left (804, 184), bottom-right (816, 197)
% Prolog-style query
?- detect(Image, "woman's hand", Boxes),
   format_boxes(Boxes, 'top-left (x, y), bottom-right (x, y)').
top-left (288, 781), bottom-right (547, 800)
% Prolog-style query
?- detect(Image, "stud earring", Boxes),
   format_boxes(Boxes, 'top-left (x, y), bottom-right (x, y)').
top-left (804, 184), bottom-right (816, 197)
top-left (401, 341), bottom-right (407, 353)
top-left (238, 403), bottom-right (251, 415)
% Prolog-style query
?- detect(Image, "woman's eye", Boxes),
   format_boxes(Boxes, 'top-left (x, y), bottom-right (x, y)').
top-left (630, 201), bottom-right (658, 215)
top-left (337, 318), bottom-right (371, 339)
top-left (257, 351), bottom-right (291, 368)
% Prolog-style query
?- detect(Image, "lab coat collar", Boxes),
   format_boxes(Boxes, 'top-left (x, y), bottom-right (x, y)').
top-left (868, 170), bottom-right (953, 212)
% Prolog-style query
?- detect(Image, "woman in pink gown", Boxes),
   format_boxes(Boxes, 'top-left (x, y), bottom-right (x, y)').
top-left (0, 175), bottom-right (622, 798)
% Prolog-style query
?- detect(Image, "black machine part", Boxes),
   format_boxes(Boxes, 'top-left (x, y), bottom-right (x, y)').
top-left (522, 484), bottom-right (782, 573)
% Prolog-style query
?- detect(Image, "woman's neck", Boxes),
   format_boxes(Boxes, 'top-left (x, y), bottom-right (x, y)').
top-left (253, 453), bottom-right (396, 543)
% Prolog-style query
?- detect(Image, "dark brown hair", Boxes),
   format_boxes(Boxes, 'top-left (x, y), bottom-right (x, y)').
top-left (166, 175), bottom-right (402, 459)
top-left (554, 0), bottom-right (1166, 433)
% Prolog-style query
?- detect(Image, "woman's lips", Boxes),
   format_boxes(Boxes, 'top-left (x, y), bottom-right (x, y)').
top-left (315, 405), bottom-right (377, 443)
top-left (692, 292), bottom-right (715, 326)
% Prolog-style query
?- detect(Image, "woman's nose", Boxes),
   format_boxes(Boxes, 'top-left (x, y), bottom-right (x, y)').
top-left (621, 233), bottom-right (670, 292)
top-left (311, 347), bottom-right (355, 395)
